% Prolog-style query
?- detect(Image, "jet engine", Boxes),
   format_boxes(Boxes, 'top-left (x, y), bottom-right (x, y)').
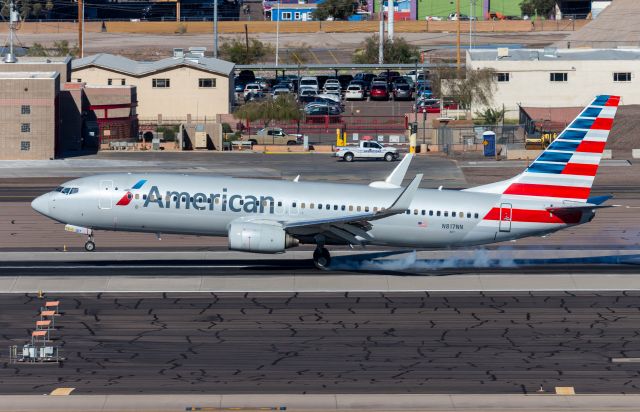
top-left (228, 221), bottom-right (299, 253)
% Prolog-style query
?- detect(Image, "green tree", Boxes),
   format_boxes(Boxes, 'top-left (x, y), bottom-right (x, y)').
top-left (1, 0), bottom-right (55, 19)
top-left (52, 40), bottom-right (79, 57)
top-left (474, 107), bottom-right (505, 125)
top-left (26, 42), bottom-right (47, 56)
top-left (234, 94), bottom-right (301, 129)
top-left (312, 0), bottom-right (356, 20)
top-left (434, 67), bottom-right (496, 112)
top-left (352, 35), bottom-right (419, 64)
top-left (520, 0), bottom-right (556, 17)
top-left (220, 38), bottom-right (275, 64)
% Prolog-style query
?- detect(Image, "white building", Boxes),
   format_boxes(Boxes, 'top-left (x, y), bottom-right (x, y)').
top-left (467, 48), bottom-right (640, 119)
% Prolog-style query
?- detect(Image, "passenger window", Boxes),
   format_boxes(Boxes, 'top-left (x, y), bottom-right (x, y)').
top-left (216, 198), bottom-right (221, 204)
top-left (135, 194), bottom-right (139, 200)
top-left (143, 194), bottom-right (147, 200)
top-left (460, 212), bottom-right (464, 219)
top-left (326, 204), bottom-right (330, 210)
top-left (413, 209), bottom-right (418, 215)
top-left (421, 210), bottom-right (426, 215)
top-left (474, 213), bottom-right (479, 219)
top-left (429, 210), bottom-right (433, 216)
top-left (444, 211), bottom-right (448, 217)
top-left (333, 205), bottom-right (338, 210)
top-left (349, 205), bottom-right (354, 211)
top-left (467, 212), bottom-right (471, 218)
top-left (357, 206), bottom-right (362, 212)
top-left (318, 204), bottom-right (323, 210)
top-left (436, 211), bottom-right (441, 216)
top-left (292, 202), bottom-right (297, 208)
top-left (341, 205), bottom-right (346, 211)
top-left (452, 212), bottom-right (456, 217)
top-left (405, 210), bottom-right (410, 215)
top-left (301, 202), bottom-right (306, 209)
top-left (373, 207), bottom-right (378, 212)
top-left (365, 206), bottom-right (370, 212)
top-left (277, 201), bottom-right (282, 207)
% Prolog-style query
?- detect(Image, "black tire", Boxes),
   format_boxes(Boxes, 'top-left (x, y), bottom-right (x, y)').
top-left (343, 152), bottom-right (355, 162)
top-left (313, 247), bottom-right (331, 270)
top-left (84, 241), bottom-right (96, 252)
top-left (384, 152), bottom-right (394, 162)
top-left (287, 140), bottom-right (297, 146)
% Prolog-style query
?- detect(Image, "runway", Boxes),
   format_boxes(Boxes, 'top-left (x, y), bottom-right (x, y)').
top-left (1, 291), bottom-right (640, 395)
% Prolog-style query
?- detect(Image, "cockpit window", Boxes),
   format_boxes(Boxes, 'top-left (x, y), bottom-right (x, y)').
top-left (57, 187), bottom-right (79, 195)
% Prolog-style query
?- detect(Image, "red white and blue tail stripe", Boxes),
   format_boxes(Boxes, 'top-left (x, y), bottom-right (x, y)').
top-left (466, 95), bottom-right (619, 202)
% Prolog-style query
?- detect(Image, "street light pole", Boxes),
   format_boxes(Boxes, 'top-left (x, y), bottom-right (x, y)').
top-left (214, 0), bottom-right (218, 58)
top-left (456, 0), bottom-right (461, 71)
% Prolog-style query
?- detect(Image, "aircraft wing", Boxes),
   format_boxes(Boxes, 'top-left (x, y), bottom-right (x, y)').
top-left (282, 173), bottom-right (423, 245)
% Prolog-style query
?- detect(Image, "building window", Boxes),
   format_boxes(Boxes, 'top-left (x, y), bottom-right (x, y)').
top-left (495, 72), bottom-right (510, 82)
top-left (108, 78), bottom-right (126, 85)
top-left (20, 141), bottom-right (30, 151)
top-left (614, 72), bottom-right (631, 82)
top-left (281, 11), bottom-right (292, 20)
top-left (75, 78), bottom-right (82, 82)
top-left (550, 72), bottom-right (568, 82)
top-left (20, 123), bottom-right (30, 133)
top-left (152, 78), bottom-right (170, 88)
top-left (21, 105), bottom-right (30, 115)
top-left (294, 12), bottom-right (301, 20)
top-left (199, 78), bottom-right (217, 88)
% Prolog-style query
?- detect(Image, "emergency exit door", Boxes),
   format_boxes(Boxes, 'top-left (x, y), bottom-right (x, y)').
top-left (499, 203), bottom-right (512, 232)
top-left (99, 180), bottom-right (113, 209)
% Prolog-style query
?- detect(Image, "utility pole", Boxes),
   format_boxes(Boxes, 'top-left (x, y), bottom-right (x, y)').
top-left (388, 0), bottom-right (394, 41)
top-left (275, 0), bottom-right (281, 65)
top-left (78, 0), bottom-right (84, 58)
top-left (176, 0), bottom-right (181, 22)
top-left (378, 0), bottom-right (384, 64)
top-left (456, 0), bottom-right (461, 71)
top-left (214, 0), bottom-right (218, 58)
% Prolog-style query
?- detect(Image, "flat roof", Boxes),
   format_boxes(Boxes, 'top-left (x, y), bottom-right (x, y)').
top-left (72, 53), bottom-right (235, 77)
top-left (0, 56), bottom-right (71, 65)
top-left (0, 71), bottom-right (58, 79)
top-left (468, 48), bottom-right (640, 62)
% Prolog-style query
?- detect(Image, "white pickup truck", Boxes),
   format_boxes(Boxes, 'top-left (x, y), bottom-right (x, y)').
top-left (335, 141), bottom-right (400, 162)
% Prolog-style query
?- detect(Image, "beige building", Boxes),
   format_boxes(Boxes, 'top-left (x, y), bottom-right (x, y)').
top-left (467, 48), bottom-right (640, 119)
top-left (0, 72), bottom-right (60, 160)
top-left (71, 51), bottom-right (235, 122)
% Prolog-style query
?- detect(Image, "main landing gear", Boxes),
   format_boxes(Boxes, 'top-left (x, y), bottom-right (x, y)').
top-left (313, 235), bottom-right (331, 270)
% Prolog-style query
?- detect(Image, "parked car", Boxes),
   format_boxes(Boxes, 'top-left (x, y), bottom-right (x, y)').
top-left (272, 87), bottom-right (291, 98)
top-left (323, 83), bottom-right (342, 96)
top-left (338, 74), bottom-right (354, 91)
top-left (392, 83), bottom-right (412, 100)
top-left (299, 76), bottom-right (319, 93)
top-left (248, 127), bottom-right (303, 146)
top-left (345, 85), bottom-right (365, 100)
top-left (335, 140), bottom-right (399, 162)
top-left (416, 98), bottom-right (441, 113)
top-left (305, 104), bottom-right (341, 116)
top-left (243, 83), bottom-right (261, 98)
top-left (369, 84), bottom-right (389, 101)
top-left (324, 78), bottom-right (340, 87)
top-left (349, 79), bottom-right (370, 96)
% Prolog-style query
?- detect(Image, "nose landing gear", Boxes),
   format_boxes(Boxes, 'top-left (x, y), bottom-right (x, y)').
top-left (84, 235), bottom-right (96, 252)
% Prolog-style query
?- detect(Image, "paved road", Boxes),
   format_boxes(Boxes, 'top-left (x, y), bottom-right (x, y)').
top-left (1, 291), bottom-right (640, 395)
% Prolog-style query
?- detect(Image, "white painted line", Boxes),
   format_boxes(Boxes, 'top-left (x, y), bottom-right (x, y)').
top-left (0, 265), bottom-right (250, 269)
top-left (611, 358), bottom-right (640, 363)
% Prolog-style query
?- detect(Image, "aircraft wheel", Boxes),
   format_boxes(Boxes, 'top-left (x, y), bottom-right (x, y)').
top-left (313, 247), bottom-right (331, 270)
top-left (84, 240), bottom-right (96, 252)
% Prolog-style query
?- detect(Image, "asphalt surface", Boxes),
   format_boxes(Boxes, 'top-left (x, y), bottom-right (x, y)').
top-left (1, 291), bottom-right (640, 395)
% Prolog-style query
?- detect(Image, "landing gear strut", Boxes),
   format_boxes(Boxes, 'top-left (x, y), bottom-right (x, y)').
top-left (84, 235), bottom-right (96, 252)
top-left (313, 235), bottom-right (331, 269)
top-left (313, 247), bottom-right (331, 270)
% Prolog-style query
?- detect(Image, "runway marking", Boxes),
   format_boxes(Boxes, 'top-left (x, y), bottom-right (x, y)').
top-left (50, 387), bottom-right (75, 396)
top-left (611, 358), bottom-right (640, 363)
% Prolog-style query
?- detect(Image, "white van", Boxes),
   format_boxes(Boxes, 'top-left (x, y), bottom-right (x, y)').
top-left (299, 76), bottom-right (319, 93)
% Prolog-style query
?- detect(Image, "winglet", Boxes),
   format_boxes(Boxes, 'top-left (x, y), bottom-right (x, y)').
top-left (385, 173), bottom-right (422, 213)
top-left (369, 153), bottom-right (414, 189)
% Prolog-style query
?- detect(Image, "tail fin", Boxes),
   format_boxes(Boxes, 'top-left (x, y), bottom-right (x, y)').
top-left (465, 95), bottom-right (620, 202)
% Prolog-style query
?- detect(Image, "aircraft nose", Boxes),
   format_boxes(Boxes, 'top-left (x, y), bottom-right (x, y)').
top-left (31, 193), bottom-right (50, 216)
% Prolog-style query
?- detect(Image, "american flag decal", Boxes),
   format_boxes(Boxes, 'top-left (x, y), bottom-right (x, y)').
top-left (417, 221), bottom-right (427, 228)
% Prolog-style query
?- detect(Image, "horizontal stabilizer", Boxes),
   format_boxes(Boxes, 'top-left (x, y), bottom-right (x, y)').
top-left (546, 204), bottom-right (615, 214)
top-left (587, 195), bottom-right (613, 205)
top-left (370, 153), bottom-right (414, 189)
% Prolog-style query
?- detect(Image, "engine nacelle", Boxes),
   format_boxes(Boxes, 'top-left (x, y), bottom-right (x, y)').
top-left (228, 221), bottom-right (299, 253)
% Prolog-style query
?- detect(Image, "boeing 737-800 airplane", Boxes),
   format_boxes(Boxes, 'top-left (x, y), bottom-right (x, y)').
top-left (32, 95), bottom-right (619, 269)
